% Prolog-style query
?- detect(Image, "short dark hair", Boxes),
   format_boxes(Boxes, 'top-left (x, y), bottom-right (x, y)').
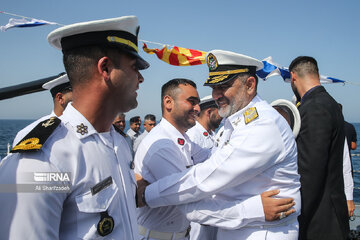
top-left (289, 56), bottom-right (319, 77)
top-left (130, 116), bottom-right (141, 124)
top-left (161, 78), bottom-right (197, 111)
top-left (144, 114), bottom-right (156, 122)
top-left (63, 45), bottom-right (123, 88)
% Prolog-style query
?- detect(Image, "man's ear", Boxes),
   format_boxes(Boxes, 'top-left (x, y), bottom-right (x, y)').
top-left (163, 95), bottom-right (174, 112)
top-left (206, 108), bottom-right (212, 116)
top-left (97, 57), bottom-right (111, 81)
top-left (245, 76), bottom-right (256, 93)
top-left (55, 92), bottom-right (65, 105)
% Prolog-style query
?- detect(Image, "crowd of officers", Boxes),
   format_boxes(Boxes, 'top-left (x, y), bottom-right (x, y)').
top-left (0, 15), bottom-right (357, 240)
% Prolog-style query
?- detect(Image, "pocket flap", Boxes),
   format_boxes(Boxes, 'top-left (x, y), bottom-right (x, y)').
top-left (76, 181), bottom-right (118, 213)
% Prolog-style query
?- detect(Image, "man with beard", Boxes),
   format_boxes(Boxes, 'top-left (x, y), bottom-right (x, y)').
top-left (134, 78), bottom-right (210, 240)
top-left (0, 16), bottom-right (149, 239)
top-left (127, 116), bottom-right (142, 143)
top-left (137, 50), bottom-right (300, 240)
top-left (289, 56), bottom-right (349, 239)
top-left (133, 114), bottom-right (157, 152)
top-left (113, 112), bottom-right (133, 152)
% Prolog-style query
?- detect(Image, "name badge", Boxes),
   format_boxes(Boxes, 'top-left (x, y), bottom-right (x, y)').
top-left (91, 176), bottom-right (113, 195)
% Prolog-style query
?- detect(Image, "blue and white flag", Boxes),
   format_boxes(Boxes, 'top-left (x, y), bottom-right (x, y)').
top-left (0, 18), bottom-right (57, 32)
top-left (256, 57), bottom-right (345, 84)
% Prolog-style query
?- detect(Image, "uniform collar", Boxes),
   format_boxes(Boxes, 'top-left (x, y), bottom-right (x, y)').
top-left (194, 121), bottom-right (211, 138)
top-left (225, 94), bottom-right (262, 129)
top-left (60, 103), bottom-right (98, 139)
top-left (160, 118), bottom-right (189, 147)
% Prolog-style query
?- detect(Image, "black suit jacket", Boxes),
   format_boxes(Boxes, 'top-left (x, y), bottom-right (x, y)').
top-left (297, 86), bottom-right (349, 240)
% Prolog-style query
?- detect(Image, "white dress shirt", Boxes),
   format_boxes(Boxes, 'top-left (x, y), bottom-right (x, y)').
top-left (0, 103), bottom-right (139, 240)
top-left (343, 138), bottom-right (354, 200)
top-left (133, 130), bottom-right (148, 152)
top-left (145, 95), bottom-right (301, 239)
top-left (12, 111), bottom-right (56, 146)
top-left (127, 128), bottom-right (140, 142)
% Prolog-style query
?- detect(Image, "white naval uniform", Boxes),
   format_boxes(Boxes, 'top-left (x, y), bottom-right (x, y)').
top-left (0, 103), bottom-right (140, 240)
top-left (134, 118), bottom-right (209, 240)
top-left (186, 121), bottom-right (215, 150)
top-left (12, 111), bottom-right (56, 146)
top-left (145, 95), bottom-right (301, 240)
top-left (186, 121), bottom-right (217, 240)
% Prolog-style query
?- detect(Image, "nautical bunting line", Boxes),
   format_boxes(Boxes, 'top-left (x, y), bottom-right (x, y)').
top-left (0, 11), bottom-right (63, 31)
top-left (143, 43), bottom-right (206, 66)
top-left (257, 57), bottom-right (345, 84)
top-left (0, 10), bottom-right (350, 84)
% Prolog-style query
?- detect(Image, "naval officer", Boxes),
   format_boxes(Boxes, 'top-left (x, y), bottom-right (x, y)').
top-left (12, 73), bottom-right (72, 146)
top-left (138, 50), bottom-right (301, 239)
top-left (0, 16), bottom-right (149, 239)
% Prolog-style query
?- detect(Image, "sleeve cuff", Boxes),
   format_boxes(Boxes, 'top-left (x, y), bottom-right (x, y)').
top-left (145, 180), bottom-right (163, 208)
top-left (241, 195), bottom-right (265, 221)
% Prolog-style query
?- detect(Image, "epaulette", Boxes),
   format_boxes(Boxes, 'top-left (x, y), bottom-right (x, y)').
top-left (244, 107), bottom-right (259, 124)
top-left (11, 117), bottom-right (61, 153)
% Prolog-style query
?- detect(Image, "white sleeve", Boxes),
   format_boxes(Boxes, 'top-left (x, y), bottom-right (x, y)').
top-left (191, 141), bottom-right (211, 165)
top-left (145, 122), bottom-right (283, 207)
top-left (177, 195), bottom-right (265, 230)
top-left (0, 154), bottom-right (67, 240)
top-left (343, 138), bottom-right (354, 200)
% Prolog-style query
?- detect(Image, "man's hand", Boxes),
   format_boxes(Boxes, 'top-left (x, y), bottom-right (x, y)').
top-left (347, 200), bottom-right (355, 217)
top-left (261, 189), bottom-right (296, 221)
top-left (135, 173), bottom-right (149, 208)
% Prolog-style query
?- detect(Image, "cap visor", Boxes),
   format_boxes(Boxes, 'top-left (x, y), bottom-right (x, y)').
top-left (204, 73), bottom-right (239, 86)
top-left (123, 49), bottom-right (149, 70)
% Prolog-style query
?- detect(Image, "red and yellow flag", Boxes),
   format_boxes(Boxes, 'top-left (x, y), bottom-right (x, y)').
top-left (142, 43), bottom-right (206, 66)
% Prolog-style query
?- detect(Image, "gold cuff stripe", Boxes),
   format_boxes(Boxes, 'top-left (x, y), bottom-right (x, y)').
top-left (208, 68), bottom-right (249, 76)
top-left (107, 36), bottom-right (138, 52)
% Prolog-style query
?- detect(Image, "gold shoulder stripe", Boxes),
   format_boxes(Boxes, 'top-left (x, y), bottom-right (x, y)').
top-left (244, 107), bottom-right (259, 124)
top-left (11, 117), bottom-right (61, 153)
top-left (12, 138), bottom-right (42, 151)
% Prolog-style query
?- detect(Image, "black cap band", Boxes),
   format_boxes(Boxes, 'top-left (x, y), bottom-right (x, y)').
top-left (50, 82), bottom-right (72, 98)
top-left (200, 100), bottom-right (217, 111)
top-left (61, 30), bottom-right (138, 53)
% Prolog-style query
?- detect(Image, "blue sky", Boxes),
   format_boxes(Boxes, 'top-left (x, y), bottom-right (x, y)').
top-left (0, 0), bottom-right (359, 122)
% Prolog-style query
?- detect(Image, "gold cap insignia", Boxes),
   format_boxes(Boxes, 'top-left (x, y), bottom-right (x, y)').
top-left (207, 53), bottom-right (218, 71)
top-left (244, 107), bottom-right (259, 124)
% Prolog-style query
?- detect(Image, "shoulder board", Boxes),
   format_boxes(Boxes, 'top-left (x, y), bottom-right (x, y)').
top-left (11, 117), bottom-right (61, 153)
top-left (244, 107), bottom-right (259, 124)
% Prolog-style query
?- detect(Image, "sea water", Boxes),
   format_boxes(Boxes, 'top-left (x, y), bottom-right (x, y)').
top-left (0, 120), bottom-right (359, 201)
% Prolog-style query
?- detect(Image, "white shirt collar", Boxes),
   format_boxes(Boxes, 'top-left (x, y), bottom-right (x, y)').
top-left (160, 118), bottom-right (189, 147)
top-left (225, 94), bottom-right (262, 129)
top-left (60, 103), bottom-right (98, 139)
